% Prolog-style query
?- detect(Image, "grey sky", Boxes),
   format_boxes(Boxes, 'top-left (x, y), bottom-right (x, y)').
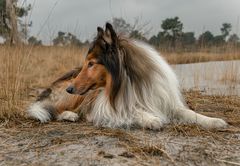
top-left (24, 0), bottom-right (240, 44)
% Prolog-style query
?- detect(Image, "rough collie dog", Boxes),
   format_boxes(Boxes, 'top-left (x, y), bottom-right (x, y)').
top-left (27, 23), bottom-right (227, 129)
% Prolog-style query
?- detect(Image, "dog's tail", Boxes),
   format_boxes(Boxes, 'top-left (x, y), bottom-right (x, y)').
top-left (27, 101), bottom-right (57, 123)
top-left (175, 108), bottom-right (228, 129)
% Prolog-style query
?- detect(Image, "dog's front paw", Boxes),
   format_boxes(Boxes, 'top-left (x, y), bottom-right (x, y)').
top-left (57, 111), bottom-right (79, 122)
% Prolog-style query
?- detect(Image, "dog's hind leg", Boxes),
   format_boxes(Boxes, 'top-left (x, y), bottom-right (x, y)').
top-left (174, 108), bottom-right (228, 129)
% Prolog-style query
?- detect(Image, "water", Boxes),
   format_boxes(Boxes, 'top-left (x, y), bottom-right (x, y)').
top-left (172, 60), bottom-right (240, 96)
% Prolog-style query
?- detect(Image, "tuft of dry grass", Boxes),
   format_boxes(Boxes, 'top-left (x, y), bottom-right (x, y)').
top-left (219, 61), bottom-right (239, 84)
top-left (184, 90), bottom-right (240, 126)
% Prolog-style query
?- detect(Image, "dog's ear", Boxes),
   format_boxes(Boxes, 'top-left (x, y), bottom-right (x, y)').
top-left (104, 22), bottom-right (117, 45)
top-left (51, 67), bottom-right (82, 86)
top-left (97, 27), bottom-right (104, 38)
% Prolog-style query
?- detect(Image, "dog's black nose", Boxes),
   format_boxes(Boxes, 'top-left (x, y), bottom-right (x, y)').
top-left (66, 86), bottom-right (75, 94)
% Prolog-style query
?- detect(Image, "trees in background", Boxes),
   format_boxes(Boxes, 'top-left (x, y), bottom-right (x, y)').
top-left (198, 31), bottom-right (214, 47)
top-left (129, 30), bottom-right (147, 42)
top-left (198, 23), bottom-right (235, 48)
top-left (202, 23), bottom-right (232, 47)
top-left (0, 6), bottom-right (239, 51)
top-left (0, 0), bottom-right (31, 44)
top-left (52, 31), bottom-right (82, 47)
top-left (111, 17), bottom-right (239, 51)
top-left (28, 36), bottom-right (42, 46)
top-left (180, 32), bottom-right (196, 48)
top-left (161, 17), bottom-right (183, 48)
top-left (228, 34), bottom-right (239, 44)
top-left (112, 17), bottom-right (132, 35)
top-left (149, 17), bottom-right (196, 51)
top-left (149, 18), bottom-right (239, 51)
top-left (221, 23), bottom-right (232, 40)
top-left (111, 17), bottom-right (149, 41)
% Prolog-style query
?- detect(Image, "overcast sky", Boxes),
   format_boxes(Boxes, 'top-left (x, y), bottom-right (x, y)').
top-left (23, 0), bottom-right (240, 44)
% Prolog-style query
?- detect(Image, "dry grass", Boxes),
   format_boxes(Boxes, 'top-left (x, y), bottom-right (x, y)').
top-left (219, 61), bottom-right (239, 84)
top-left (0, 44), bottom-right (239, 121)
top-left (164, 51), bottom-right (240, 64)
top-left (0, 43), bottom-right (240, 165)
top-left (0, 45), bottom-right (86, 120)
top-left (184, 90), bottom-right (240, 127)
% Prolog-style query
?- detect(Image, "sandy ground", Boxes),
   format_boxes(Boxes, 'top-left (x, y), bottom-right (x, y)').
top-left (0, 91), bottom-right (240, 166)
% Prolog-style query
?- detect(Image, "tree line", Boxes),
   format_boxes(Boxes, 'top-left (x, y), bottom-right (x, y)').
top-left (111, 17), bottom-right (239, 52)
top-left (24, 17), bottom-right (240, 51)
top-left (148, 17), bottom-right (238, 51)
top-left (0, 1), bottom-right (239, 51)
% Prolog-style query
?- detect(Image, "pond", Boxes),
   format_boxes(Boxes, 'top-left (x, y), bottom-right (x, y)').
top-left (172, 60), bottom-right (240, 96)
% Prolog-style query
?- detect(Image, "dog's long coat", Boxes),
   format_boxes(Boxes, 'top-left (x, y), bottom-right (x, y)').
top-left (27, 23), bottom-right (227, 129)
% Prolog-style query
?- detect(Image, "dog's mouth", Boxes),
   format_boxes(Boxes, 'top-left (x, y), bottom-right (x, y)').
top-left (79, 83), bottom-right (97, 95)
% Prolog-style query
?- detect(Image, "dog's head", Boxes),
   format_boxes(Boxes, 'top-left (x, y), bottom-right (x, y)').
top-left (66, 23), bottom-right (121, 101)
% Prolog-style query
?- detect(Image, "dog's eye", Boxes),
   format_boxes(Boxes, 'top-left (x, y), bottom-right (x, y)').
top-left (88, 62), bottom-right (94, 68)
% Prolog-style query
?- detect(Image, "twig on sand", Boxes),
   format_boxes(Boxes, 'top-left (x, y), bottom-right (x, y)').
top-left (20, 128), bottom-right (42, 153)
top-left (216, 159), bottom-right (240, 166)
top-left (151, 145), bottom-right (175, 165)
